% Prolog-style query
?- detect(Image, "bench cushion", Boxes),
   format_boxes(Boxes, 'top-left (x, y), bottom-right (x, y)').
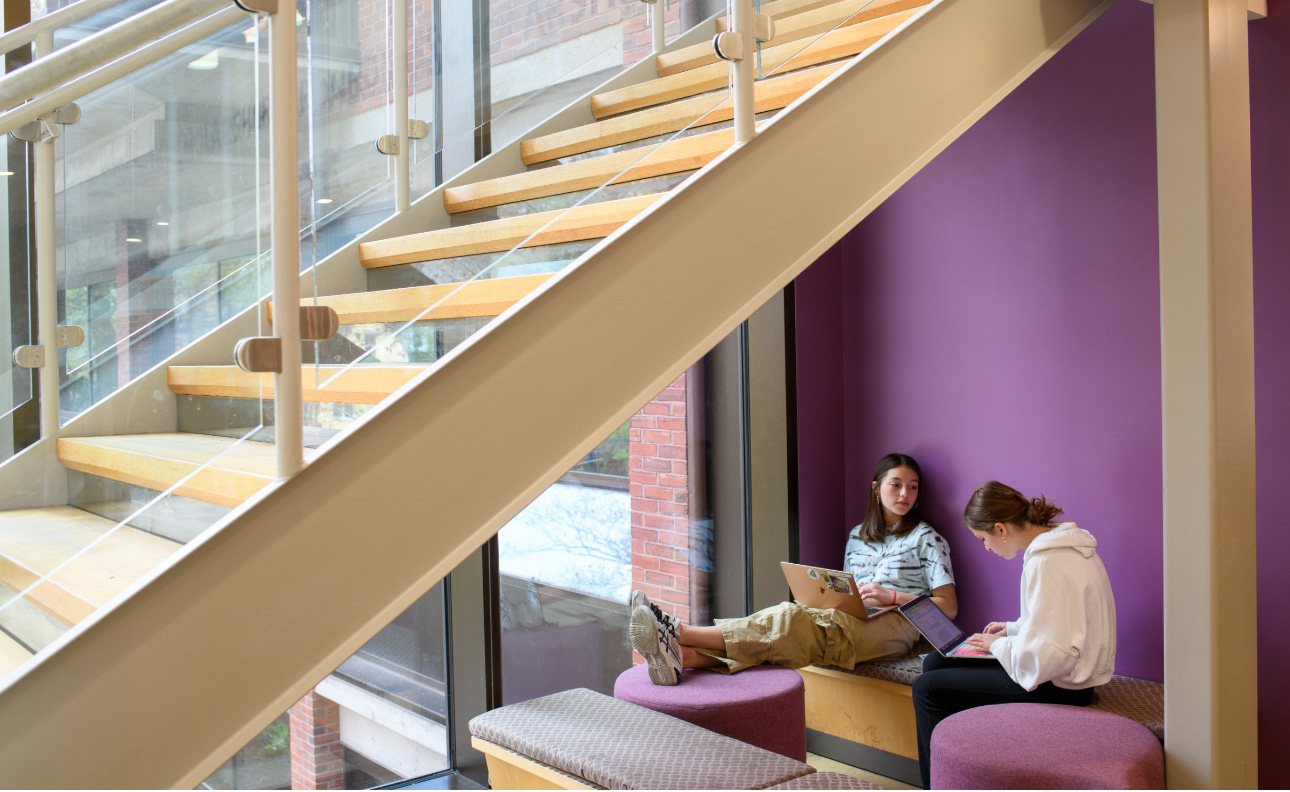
top-left (813, 654), bottom-right (1164, 742)
top-left (1088, 675), bottom-right (1165, 741)
top-left (469, 687), bottom-right (818, 790)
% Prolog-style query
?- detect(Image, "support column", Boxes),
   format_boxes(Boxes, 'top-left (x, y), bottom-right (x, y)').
top-left (1154, 0), bottom-right (1257, 787)
top-left (631, 371), bottom-right (696, 624)
top-left (288, 691), bottom-right (345, 790)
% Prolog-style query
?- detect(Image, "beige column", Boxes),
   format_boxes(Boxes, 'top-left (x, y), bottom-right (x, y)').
top-left (1153, 0), bottom-right (1257, 787)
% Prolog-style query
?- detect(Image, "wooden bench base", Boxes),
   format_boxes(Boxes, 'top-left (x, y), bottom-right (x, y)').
top-left (799, 666), bottom-right (918, 760)
top-left (473, 737), bottom-right (596, 790)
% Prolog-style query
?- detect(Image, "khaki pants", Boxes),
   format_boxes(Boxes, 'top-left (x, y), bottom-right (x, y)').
top-left (698, 601), bottom-right (922, 673)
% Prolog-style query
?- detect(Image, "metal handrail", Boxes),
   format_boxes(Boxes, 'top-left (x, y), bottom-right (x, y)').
top-left (0, 0), bottom-right (227, 118)
top-left (0, 0), bottom-right (125, 58)
top-left (0, 5), bottom-right (242, 138)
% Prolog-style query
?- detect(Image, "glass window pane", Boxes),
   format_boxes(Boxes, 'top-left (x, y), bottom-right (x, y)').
top-left (498, 365), bottom-right (712, 704)
top-left (200, 584), bottom-right (449, 789)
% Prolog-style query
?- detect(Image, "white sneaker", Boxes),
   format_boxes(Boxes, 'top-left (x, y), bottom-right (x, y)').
top-left (629, 604), bottom-right (682, 686)
top-left (630, 590), bottom-right (680, 634)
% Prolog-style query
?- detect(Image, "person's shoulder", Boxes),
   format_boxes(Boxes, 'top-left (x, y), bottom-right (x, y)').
top-left (909, 521), bottom-right (944, 541)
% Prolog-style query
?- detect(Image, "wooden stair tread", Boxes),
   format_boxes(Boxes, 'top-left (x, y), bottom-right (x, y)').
top-left (359, 194), bottom-right (663, 268)
top-left (592, 7), bottom-right (919, 118)
top-left (714, 0), bottom-right (848, 33)
top-left (0, 630), bottom-right (31, 679)
top-left (522, 63), bottom-right (843, 165)
top-left (302, 273), bottom-right (555, 326)
top-left (169, 364), bottom-right (430, 405)
top-left (0, 506), bottom-right (180, 625)
top-left (57, 433), bottom-right (292, 509)
top-left (661, 0), bottom-right (929, 77)
top-left (445, 126), bottom-right (738, 214)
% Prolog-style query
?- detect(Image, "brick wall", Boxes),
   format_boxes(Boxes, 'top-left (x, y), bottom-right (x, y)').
top-left (629, 370), bottom-right (697, 624)
top-left (289, 691), bottom-right (345, 790)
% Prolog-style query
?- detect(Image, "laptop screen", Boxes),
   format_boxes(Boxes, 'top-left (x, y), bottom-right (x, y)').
top-left (900, 595), bottom-right (967, 655)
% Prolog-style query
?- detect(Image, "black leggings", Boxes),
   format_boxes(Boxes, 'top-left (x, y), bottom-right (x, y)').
top-left (911, 652), bottom-right (1093, 788)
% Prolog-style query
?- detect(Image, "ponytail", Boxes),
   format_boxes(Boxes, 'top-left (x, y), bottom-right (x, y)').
top-left (964, 481), bottom-right (1063, 531)
top-left (1023, 495), bottom-right (1062, 527)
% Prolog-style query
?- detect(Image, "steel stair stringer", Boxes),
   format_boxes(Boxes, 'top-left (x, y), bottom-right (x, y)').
top-left (0, 0), bottom-right (1112, 786)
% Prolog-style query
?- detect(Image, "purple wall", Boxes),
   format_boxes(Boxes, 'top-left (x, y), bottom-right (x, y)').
top-left (1250, 10), bottom-right (1290, 788)
top-left (795, 2), bottom-right (1288, 786)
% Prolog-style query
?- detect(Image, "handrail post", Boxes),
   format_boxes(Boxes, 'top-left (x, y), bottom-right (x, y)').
top-left (731, 0), bottom-right (755, 144)
top-left (652, 0), bottom-right (666, 54)
top-left (393, 0), bottom-right (410, 212)
top-left (33, 30), bottom-right (60, 441)
top-left (270, 0), bottom-right (303, 478)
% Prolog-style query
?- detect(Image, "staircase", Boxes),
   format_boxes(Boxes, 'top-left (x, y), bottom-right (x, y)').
top-left (0, 0), bottom-right (1112, 785)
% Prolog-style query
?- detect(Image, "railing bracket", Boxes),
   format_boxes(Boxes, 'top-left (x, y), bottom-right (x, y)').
top-left (13, 345), bottom-right (44, 369)
top-left (55, 325), bottom-right (85, 349)
top-left (234, 337), bottom-right (282, 373)
top-left (713, 31), bottom-right (744, 61)
top-left (408, 119), bottom-right (429, 140)
top-left (9, 103), bottom-right (80, 143)
top-left (754, 13), bottom-right (775, 43)
top-left (376, 134), bottom-right (399, 155)
top-left (299, 306), bottom-right (339, 341)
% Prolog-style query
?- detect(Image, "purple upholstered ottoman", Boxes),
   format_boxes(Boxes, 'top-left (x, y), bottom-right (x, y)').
top-left (614, 664), bottom-right (807, 761)
top-left (930, 703), bottom-right (1165, 790)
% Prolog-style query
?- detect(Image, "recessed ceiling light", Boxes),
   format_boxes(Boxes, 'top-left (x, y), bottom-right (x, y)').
top-left (156, 221), bottom-right (169, 226)
top-left (125, 237), bottom-right (142, 243)
top-left (316, 198), bottom-right (333, 205)
top-left (0, 171), bottom-right (14, 176)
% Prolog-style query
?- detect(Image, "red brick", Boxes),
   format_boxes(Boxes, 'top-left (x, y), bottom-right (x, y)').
top-left (658, 501), bottom-right (688, 517)
top-left (660, 560), bottom-right (690, 576)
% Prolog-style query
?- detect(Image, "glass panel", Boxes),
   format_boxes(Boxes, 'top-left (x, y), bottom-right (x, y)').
top-left (1, 134), bottom-right (34, 463)
top-left (485, 0), bottom-right (655, 153)
top-left (300, 0), bottom-right (396, 270)
top-left (408, 0), bottom-right (435, 196)
top-left (199, 583), bottom-right (450, 789)
top-left (52, 15), bottom-right (272, 423)
top-left (498, 367), bottom-right (712, 703)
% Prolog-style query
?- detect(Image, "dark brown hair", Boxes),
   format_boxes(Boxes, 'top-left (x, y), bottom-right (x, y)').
top-left (963, 481), bottom-right (1062, 532)
top-left (857, 453), bottom-right (924, 543)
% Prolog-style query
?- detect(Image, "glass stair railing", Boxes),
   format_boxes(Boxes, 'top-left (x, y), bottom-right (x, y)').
top-left (0, 0), bottom-right (1117, 785)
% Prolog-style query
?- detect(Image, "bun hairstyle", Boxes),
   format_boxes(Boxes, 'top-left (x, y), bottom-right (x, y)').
top-left (858, 453), bottom-right (924, 543)
top-left (963, 481), bottom-right (1062, 532)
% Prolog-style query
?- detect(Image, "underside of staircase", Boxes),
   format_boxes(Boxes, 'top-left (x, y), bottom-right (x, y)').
top-left (0, 0), bottom-right (1112, 785)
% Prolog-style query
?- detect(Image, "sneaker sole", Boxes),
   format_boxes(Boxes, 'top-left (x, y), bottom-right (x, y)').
top-left (629, 606), bottom-right (680, 686)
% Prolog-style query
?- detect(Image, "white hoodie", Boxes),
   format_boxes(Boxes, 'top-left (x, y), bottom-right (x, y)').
top-left (989, 522), bottom-right (1117, 692)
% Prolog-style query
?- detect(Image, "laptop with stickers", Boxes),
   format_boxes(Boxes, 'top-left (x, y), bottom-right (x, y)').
top-left (779, 562), bottom-right (899, 620)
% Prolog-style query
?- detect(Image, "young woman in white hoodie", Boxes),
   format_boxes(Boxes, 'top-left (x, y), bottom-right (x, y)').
top-left (911, 481), bottom-right (1116, 789)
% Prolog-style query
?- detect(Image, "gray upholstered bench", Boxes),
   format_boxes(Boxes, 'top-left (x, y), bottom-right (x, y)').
top-left (469, 687), bottom-right (884, 790)
top-left (799, 652), bottom-right (1164, 784)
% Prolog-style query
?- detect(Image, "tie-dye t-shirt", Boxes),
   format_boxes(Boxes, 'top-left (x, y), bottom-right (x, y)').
top-left (843, 522), bottom-right (955, 596)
